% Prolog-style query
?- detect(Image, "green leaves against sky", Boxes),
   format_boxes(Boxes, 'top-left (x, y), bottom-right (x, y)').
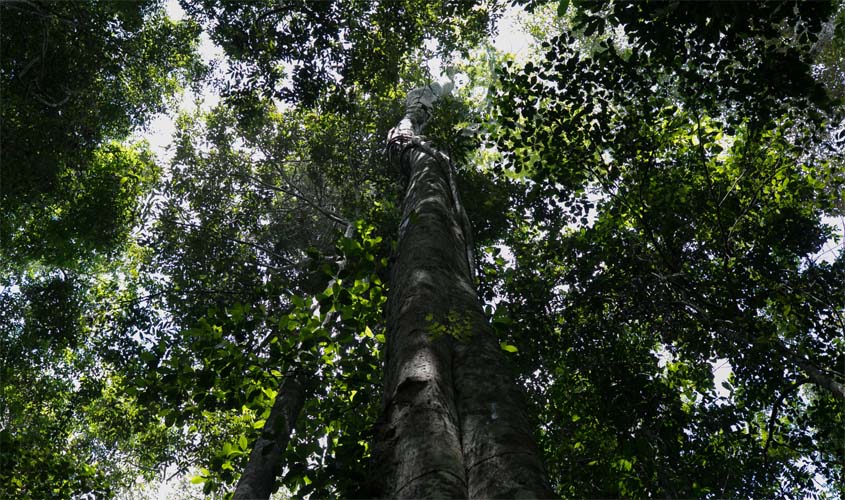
top-left (2, 0), bottom-right (843, 498)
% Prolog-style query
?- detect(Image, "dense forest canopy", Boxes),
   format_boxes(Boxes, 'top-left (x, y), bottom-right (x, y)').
top-left (1, 0), bottom-right (843, 498)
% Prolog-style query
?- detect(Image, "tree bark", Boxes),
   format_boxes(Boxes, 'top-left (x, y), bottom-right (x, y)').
top-left (232, 373), bottom-right (307, 500)
top-left (373, 84), bottom-right (556, 499)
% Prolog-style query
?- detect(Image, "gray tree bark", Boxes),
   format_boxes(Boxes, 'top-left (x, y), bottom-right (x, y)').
top-left (373, 84), bottom-right (556, 499)
top-left (232, 373), bottom-right (307, 500)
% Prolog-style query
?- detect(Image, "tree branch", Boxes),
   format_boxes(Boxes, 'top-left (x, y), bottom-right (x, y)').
top-left (242, 172), bottom-right (351, 228)
top-left (762, 377), bottom-right (809, 467)
top-left (172, 218), bottom-right (296, 267)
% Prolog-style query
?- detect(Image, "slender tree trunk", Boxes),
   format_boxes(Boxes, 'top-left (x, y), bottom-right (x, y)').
top-left (232, 372), bottom-right (307, 500)
top-left (233, 225), bottom-right (354, 499)
top-left (373, 84), bottom-right (556, 499)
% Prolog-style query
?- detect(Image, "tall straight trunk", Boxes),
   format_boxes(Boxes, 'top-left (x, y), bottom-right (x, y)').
top-left (232, 372), bottom-right (308, 500)
top-left (373, 84), bottom-right (556, 499)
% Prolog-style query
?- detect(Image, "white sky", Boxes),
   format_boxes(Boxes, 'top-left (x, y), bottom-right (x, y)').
top-left (493, 6), bottom-right (532, 58)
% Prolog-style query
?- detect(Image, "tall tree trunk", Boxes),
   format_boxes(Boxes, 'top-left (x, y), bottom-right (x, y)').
top-left (373, 84), bottom-right (556, 499)
top-left (232, 372), bottom-right (307, 500)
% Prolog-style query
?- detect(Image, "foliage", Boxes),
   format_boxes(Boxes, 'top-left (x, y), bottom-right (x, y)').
top-left (4, 1), bottom-right (845, 498)
top-left (1, 0), bottom-right (203, 266)
top-left (491, 1), bottom-right (845, 497)
top-left (1, 1), bottom-right (201, 496)
top-left (180, 0), bottom-right (500, 105)
top-left (0, 259), bottom-right (179, 498)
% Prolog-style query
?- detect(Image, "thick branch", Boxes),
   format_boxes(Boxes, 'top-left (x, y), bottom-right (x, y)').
top-left (776, 345), bottom-right (845, 401)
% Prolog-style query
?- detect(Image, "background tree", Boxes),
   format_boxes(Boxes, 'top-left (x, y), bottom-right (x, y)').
top-left (1, 0), bottom-right (202, 266)
top-left (126, 97), bottom-right (398, 497)
top-left (0, 1), bottom-right (202, 497)
top-left (179, 0), bottom-right (498, 106)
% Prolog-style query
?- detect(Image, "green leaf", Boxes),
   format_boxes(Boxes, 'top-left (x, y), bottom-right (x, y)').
top-left (558, 0), bottom-right (570, 17)
top-left (500, 342), bottom-right (518, 353)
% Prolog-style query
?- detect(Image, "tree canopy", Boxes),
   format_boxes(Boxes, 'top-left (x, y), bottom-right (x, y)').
top-left (1, 0), bottom-right (843, 499)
